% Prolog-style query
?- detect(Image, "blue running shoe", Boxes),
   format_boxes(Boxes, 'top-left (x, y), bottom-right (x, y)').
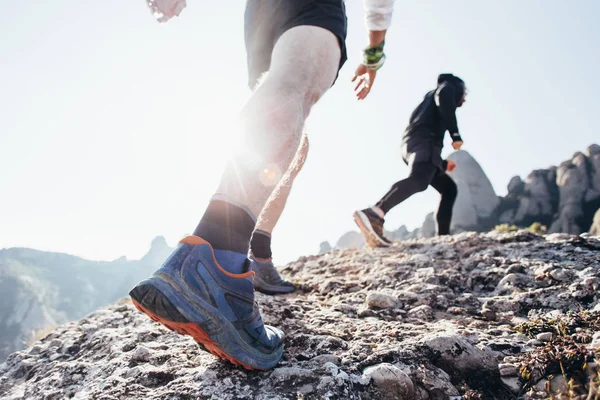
top-left (129, 236), bottom-right (284, 370)
top-left (250, 257), bottom-right (296, 295)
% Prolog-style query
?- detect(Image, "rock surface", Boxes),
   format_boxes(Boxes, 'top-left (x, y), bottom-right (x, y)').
top-left (363, 363), bottom-right (415, 400)
top-left (2, 231), bottom-right (599, 399)
top-left (590, 208), bottom-right (600, 235)
top-left (447, 150), bottom-right (500, 232)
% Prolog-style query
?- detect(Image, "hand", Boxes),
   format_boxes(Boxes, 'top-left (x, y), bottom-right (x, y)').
top-left (352, 64), bottom-right (377, 100)
top-left (452, 141), bottom-right (463, 150)
top-left (446, 160), bottom-right (457, 173)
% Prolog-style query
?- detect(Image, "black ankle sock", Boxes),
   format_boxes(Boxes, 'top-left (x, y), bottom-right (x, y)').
top-left (250, 230), bottom-right (272, 259)
top-left (192, 200), bottom-right (255, 254)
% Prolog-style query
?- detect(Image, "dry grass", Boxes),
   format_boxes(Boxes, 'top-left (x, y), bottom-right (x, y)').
top-left (513, 311), bottom-right (600, 399)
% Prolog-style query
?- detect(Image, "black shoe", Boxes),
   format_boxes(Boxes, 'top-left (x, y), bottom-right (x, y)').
top-left (250, 257), bottom-right (296, 295)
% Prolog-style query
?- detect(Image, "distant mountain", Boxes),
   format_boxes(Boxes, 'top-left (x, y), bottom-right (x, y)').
top-left (0, 237), bottom-right (173, 362)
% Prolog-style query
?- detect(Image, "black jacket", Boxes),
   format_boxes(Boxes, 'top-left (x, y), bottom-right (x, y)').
top-left (403, 74), bottom-right (465, 147)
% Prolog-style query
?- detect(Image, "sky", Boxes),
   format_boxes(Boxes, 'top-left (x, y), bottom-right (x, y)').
top-left (1, 1), bottom-right (599, 264)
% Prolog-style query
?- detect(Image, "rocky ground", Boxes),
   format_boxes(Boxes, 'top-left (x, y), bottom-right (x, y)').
top-left (1, 231), bottom-right (600, 400)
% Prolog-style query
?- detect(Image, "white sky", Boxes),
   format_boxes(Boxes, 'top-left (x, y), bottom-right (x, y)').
top-left (1, 0), bottom-right (599, 264)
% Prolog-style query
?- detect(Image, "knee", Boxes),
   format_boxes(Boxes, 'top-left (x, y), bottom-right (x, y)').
top-left (295, 135), bottom-right (310, 167)
top-left (239, 86), bottom-right (305, 148)
top-left (268, 72), bottom-right (324, 115)
top-left (410, 177), bottom-right (430, 193)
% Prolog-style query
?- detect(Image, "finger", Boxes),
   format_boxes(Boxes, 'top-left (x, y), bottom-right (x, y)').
top-left (358, 85), bottom-right (371, 100)
top-left (358, 85), bottom-right (368, 99)
top-left (354, 78), bottom-right (364, 92)
top-left (358, 76), bottom-right (371, 92)
top-left (356, 86), bottom-right (366, 100)
top-left (363, 84), bottom-right (373, 99)
top-left (351, 74), bottom-right (357, 83)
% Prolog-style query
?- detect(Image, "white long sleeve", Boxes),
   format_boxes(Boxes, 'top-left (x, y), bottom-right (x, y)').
top-left (363, 0), bottom-right (396, 31)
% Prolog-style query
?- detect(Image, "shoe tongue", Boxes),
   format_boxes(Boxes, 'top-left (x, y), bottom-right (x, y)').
top-left (366, 208), bottom-right (384, 222)
top-left (213, 249), bottom-right (249, 275)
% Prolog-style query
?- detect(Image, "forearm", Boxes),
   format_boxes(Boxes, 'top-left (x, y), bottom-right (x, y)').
top-left (436, 86), bottom-right (461, 140)
top-left (450, 131), bottom-right (463, 142)
top-left (441, 113), bottom-right (460, 141)
top-left (369, 30), bottom-right (386, 46)
top-left (441, 109), bottom-right (460, 141)
top-left (362, 30), bottom-right (387, 70)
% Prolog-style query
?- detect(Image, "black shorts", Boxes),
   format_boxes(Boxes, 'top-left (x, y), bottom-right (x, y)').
top-left (244, 0), bottom-right (348, 89)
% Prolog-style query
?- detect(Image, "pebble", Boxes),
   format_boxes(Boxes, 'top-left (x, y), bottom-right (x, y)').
top-left (366, 292), bottom-right (397, 309)
top-left (536, 332), bottom-right (554, 342)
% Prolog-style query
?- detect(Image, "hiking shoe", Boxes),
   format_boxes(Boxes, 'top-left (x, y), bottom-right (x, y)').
top-left (129, 236), bottom-right (284, 370)
top-left (353, 208), bottom-right (392, 248)
top-left (250, 257), bottom-right (296, 295)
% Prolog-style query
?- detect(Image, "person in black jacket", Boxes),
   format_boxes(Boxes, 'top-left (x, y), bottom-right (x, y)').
top-left (354, 73), bottom-right (467, 247)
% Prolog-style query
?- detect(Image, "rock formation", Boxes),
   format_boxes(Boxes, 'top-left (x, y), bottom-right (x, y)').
top-left (335, 231), bottom-right (366, 249)
top-left (446, 150), bottom-right (500, 232)
top-left (591, 209), bottom-right (600, 235)
top-left (498, 144), bottom-right (600, 234)
top-left (318, 241), bottom-right (333, 255)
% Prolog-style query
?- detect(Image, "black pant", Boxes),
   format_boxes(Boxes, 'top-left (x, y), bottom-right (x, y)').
top-left (376, 162), bottom-right (458, 235)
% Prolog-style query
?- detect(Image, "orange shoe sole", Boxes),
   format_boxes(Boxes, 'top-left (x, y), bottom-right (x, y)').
top-left (130, 298), bottom-right (260, 370)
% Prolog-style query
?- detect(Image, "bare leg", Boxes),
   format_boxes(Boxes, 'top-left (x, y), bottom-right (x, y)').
top-left (132, 17), bottom-right (344, 374)
top-left (249, 135), bottom-right (310, 294)
top-left (255, 133), bottom-right (309, 234)
top-left (249, 134), bottom-right (309, 294)
top-left (215, 26), bottom-right (340, 217)
top-left (193, 25), bottom-right (340, 275)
